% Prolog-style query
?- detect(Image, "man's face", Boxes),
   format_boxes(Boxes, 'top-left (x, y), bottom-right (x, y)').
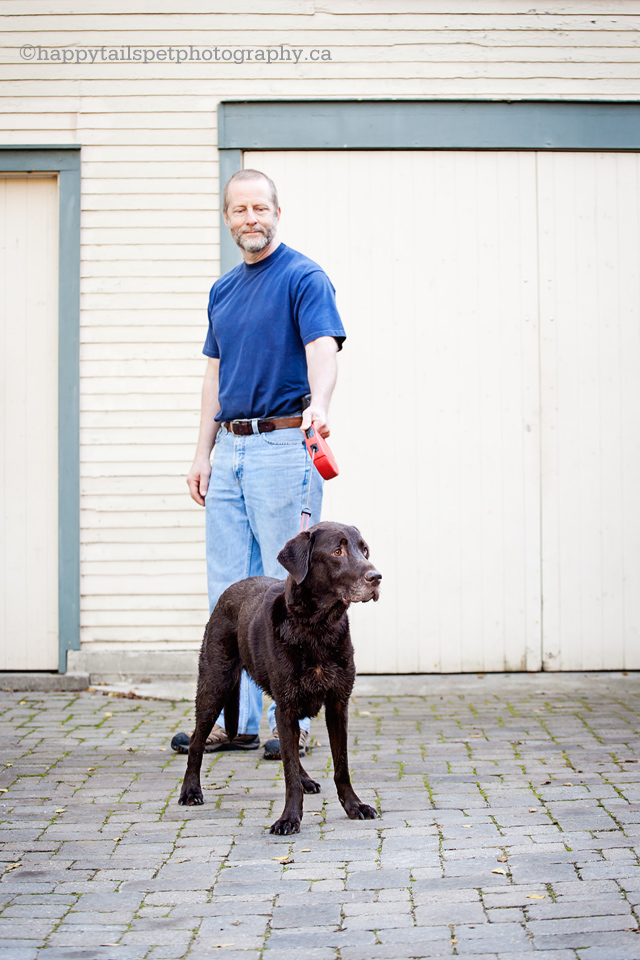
top-left (224, 178), bottom-right (280, 254)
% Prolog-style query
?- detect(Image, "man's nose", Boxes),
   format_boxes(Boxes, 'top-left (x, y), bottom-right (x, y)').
top-left (245, 207), bottom-right (258, 223)
top-left (364, 569), bottom-right (382, 584)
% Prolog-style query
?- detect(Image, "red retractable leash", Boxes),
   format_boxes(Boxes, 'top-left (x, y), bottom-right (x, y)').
top-left (300, 425), bottom-right (339, 531)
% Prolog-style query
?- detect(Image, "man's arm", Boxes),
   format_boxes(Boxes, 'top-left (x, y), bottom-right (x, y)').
top-left (301, 336), bottom-right (339, 439)
top-left (187, 357), bottom-right (221, 506)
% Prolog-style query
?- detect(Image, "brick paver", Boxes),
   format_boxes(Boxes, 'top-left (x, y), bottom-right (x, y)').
top-left (0, 672), bottom-right (639, 958)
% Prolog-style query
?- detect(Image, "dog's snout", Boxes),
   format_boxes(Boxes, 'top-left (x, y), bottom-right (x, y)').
top-left (364, 569), bottom-right (382, 584)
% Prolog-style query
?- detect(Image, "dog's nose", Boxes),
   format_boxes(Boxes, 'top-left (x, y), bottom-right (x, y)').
top-left (364, 569), bottom-right (382, 584)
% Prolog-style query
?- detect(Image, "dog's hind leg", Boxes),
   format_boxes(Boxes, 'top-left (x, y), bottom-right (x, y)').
top-left (325, 696), bottom-right (377, 821)
top-left (178, 657), bottom-right (239, 807)
top-left (299, 759), bottom-right (321, 795)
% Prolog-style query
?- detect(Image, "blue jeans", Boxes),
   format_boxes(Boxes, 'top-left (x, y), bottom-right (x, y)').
top-left (205, 423), bottom-right (323, 736)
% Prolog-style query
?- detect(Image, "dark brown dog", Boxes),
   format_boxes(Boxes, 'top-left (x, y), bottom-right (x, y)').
top-left (178, 521), bottom-right (381, 835)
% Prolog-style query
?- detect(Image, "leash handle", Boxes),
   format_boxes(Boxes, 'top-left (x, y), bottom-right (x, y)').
top-left (304, 425), bottom-right (339, 481)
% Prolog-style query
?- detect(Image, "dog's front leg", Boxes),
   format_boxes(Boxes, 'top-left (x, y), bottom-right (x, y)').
top-left (270, 711), bottom-right (304, 835)
top-left (325, 697), bottom-right (377, 821)
top-left (179, 682), bottom-right (232, 806)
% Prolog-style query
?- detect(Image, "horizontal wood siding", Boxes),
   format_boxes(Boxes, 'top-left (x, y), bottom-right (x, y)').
top-left (1, 3), bottom-right (639, 658)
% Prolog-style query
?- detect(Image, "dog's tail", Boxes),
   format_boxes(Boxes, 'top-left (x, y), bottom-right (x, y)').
top-left (223, 676), bottom-right (241, 742)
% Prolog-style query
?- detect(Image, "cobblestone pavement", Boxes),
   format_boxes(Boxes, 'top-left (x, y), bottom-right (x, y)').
top-left (1, 672), bottom-right (640, 960)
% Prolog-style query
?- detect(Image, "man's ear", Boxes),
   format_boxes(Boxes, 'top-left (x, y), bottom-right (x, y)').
top-left (278, 531), bottom-right (313, 584)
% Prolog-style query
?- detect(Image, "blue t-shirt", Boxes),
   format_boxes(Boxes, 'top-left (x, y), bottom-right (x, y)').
top-left (203, 243), bottom-right (346, 421)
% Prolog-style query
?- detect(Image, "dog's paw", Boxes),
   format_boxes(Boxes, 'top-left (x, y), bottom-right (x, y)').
top-left (345, 802), bottom-right (377, 821)
top-left (301, 777), bottom-right (321, 794)
top-left (269, 816), bottom-right (301, 835)
top-left (178, 783), bottom-right (204, 806)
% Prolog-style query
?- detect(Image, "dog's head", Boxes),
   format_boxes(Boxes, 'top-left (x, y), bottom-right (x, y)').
top-left (278, 522), bottom-right (381, 606)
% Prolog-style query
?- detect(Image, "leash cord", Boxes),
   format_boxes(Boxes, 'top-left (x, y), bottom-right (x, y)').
top-left (300, 443), bottom-right (317, 531)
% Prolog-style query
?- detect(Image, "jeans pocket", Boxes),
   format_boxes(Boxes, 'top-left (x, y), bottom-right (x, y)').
top-left (260, 427), bottom-right (305, 447)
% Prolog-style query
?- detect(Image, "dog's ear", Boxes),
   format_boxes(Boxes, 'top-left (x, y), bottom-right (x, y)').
top-left (278, 531), bottom-right (313, 584)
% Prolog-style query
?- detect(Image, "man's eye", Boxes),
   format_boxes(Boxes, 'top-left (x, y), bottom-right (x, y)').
top-left (333, 548), bottom-right (342, 557)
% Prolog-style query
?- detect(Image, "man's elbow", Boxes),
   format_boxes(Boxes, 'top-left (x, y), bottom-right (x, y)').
top-left (306, 336), bottom-right (339, 357)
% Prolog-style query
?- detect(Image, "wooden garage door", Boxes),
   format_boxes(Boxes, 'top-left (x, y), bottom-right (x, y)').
top-left (245, 150), bottom-right (640, 673)
top-left (538, 153), bottom-right (640, 671)
top-left (0, 176), bottom-right (59, 670)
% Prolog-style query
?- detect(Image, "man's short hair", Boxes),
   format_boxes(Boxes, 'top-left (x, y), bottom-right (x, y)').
top-left (223, 169), bottom-right (279, 213)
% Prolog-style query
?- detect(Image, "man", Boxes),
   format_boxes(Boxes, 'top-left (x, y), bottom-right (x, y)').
top-left (171, 168), bottom-right (345, 760)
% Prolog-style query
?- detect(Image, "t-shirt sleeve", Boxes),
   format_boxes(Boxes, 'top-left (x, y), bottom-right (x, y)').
top-left (295, 269), bottom-right (346, 351)
top-left (203, 287), bottom-right (220, 358)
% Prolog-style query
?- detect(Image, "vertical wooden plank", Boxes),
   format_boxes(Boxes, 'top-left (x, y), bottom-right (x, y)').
top-left (539, 152), bottom-right (640, 670)
top-left (247, 150), bottom-right (542, 673)
top-left (0, 176), bottom-right (59, 670)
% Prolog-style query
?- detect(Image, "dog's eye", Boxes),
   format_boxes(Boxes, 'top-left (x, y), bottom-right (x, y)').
top-left (333, 548), bottom-right (342, 557)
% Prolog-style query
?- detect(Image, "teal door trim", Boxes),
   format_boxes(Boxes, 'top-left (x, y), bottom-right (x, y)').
top-left (219, 99), bottom-right (640, 152)
top-left (218, 99), bottom-right (640, 273)
top-left (0, 146), bottom-right (81, 673)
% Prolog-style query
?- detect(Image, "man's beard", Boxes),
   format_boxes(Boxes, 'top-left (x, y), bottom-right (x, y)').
top-left (232, 222), bottom-right (277, 253)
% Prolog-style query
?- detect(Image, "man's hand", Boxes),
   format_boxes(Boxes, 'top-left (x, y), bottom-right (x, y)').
top-left (187, 358), bottom-right (220, 506)
top-left (187, 457), bottom-right (212, 507)
top-left (301, 405), bottom-right (330, 438)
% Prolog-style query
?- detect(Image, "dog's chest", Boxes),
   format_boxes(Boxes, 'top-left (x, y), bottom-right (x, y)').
top-left (301, 661), bottom-right (338, 695)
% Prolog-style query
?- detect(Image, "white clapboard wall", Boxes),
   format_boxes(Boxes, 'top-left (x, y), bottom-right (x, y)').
top-left (0, 176), bottom-right (59, 670)
top-left (247, 149), bottom-right (640, 673)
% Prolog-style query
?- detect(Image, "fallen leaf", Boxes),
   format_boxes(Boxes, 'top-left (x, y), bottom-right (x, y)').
top-left (0, 789), bottom-right (7, 794)
top-left (120, 730), bottom-right (128, 735)
top-left (54, 808), bottom-right (66, 814)
top-left (300, 849), bottom-right (311, 853)
top-left (19, 701), bottom-right (26, 705)
top-left (541, 780), bottom-right (551, 785)
top-left (315, 741), bottom-right (322, 747)
top-left (126, 747), bottom-right (135, 752)
top-left (87, 767), bottom-right (96, 772)
top-left (4, 862), bottom-right (21, 872)
top-left (492, 868), bottom-right (507, 875)
top-left (311, 812), bottom-right (321, 817)
top-left (527, 894), bottom-right (546, 900)
top-left (562, 782), bottom-right (573, 787)
top-left (497, 856), bottom-right (508, 862)
top-left (158, 748), bottom-right (167, 752)
top-left (111, 837), bottom-right (122, 842)
top-left (5, 763), bottom-right (12, 768)
top-left (529, 808), bottom-right (538, 813)
top-left (104, 712), bottom-right (113, 718)
top-left (359, 711), bottom-right (371, 716)
top-left (463, 825), bottom-right (473, 829)
top-left (451, 938), bottom-right (458, 944)
top-left (176, 858), bottom-right (190, 863)
top-left (271, 856), bottom-right (294, 864)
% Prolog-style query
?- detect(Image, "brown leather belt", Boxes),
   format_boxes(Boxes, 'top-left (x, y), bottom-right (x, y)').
top-left (223, 416), bottom-right (303, 436)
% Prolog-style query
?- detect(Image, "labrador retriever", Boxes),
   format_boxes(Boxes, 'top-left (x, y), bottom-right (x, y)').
top-left (178, 521), bottom-right (381, 835)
